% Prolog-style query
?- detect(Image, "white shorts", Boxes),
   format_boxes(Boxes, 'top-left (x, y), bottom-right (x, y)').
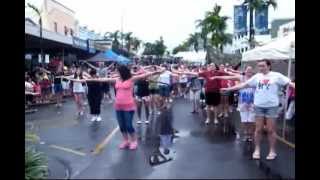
top-left (62, 81), bottom-right (69, 90)
top-left (190, 90), bottom-right (200, 101)
top-left (240, 110), bottom-right (255, 123)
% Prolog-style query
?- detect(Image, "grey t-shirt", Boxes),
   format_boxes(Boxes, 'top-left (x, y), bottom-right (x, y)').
top-left (98, 67), bottom-right (108, 78)
top-left (190, 77), bottom-right (202, 91)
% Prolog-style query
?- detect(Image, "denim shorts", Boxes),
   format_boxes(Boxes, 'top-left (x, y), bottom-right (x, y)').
top-left (254, 106), bottom-right (279, 119)
top-left (159, 85), bottom-right (171, 97)
top-left (54, 84), bottom-right (63, 93)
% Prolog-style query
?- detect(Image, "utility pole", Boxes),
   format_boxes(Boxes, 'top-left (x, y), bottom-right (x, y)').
top-left (246, 0), bottom-right (255, 49)
top-left (121, 10), bottom-right (124, 49)
top-left (39, 17), bottom-right (44, 67)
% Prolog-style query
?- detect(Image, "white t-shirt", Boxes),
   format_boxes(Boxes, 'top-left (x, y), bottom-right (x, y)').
top-left (158, 70), bottom-right (172, 85)
top-left (179, 74), bottom-right (188, 83)
top-left (25, 81), bottom-right (34, 92)
top-left (73, 78), bottom-right (85, 93)
top-left (246, 71), bottom-right (290, 108)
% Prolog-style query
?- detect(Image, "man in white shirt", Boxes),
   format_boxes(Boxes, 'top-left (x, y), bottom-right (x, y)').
top-left (221, 59), bottom-right (295, 160)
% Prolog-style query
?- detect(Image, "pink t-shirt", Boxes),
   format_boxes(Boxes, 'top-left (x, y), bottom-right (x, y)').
top-left (114, 79), bottom-right (136, 111)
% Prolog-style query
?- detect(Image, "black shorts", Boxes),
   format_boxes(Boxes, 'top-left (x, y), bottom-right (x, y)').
top-left (205, 91), bottom-right (221, 106)
top-left (136, 87), bottom-right (150, 97)
top-left (228, 92), bottom-right (235, 105)
top-left (101, 82), bottom-right (110, 93)
top-left (149, 88), bottom-right (159, 94)
top-left (180, 83), bottom-right (187, 88)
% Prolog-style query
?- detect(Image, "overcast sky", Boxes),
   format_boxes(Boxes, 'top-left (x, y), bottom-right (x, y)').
top-left (26, 0), bottom-right (295, 51)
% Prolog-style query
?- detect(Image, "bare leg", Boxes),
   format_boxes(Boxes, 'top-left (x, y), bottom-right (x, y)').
top-left (122, 133), bottom-right (129, 141)
top-left (144, 99), bottom-right (150, 121)
top-left (213, 106), bottom-right (218, 122)
top-left (136, 100), bottom-right (142, 121)
top-left (266, 118), bottom-right (277, 154)
top-left (254, 117), bottom-right (264, 153)
top-left (249, 123), bottom-right (256, 139)
top-left (129, 133), bottom-right (137, 142)
top-left (205, 105), bottom-right (212, 123)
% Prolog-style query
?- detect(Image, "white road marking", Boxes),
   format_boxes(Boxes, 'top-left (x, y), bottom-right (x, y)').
top-left (49, 144), bottom-right (86, 156)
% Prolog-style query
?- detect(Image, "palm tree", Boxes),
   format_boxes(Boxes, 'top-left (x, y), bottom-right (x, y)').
top-left (200, 4), bottom-right (230, 53)
top-left (172, 41), bottom-right (189, 55)
top-left (187, 33), bottom-right (200, 52)
top-left (219, 33), bottom-right (233, 52)
top-left (124, 32), bottom-right (133, 53)
top-left (132, 37), bottom-right (142, 53)
top-left (242, 0), bottom-right (277, 48)
top-left (105, 30), bottom-right (121, 51)
top-left (26, 3), bottom-right (44, 66)
top-left (196, 19), bottom-right (210, 51)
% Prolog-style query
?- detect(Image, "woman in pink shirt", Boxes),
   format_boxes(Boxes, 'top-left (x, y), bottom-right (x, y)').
top-left (88, 65), bottom-right (164, 150)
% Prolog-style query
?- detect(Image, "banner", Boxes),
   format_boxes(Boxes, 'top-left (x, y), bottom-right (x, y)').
top-left (87, 39), bottom-right (96, 54)
top-left (73, 37), bottom-right (88, 50)
top-left (45, 54), bottom-right (50, 64)
top-left (234, 5), bottom-right (247, 35)
top-left (255, 6), bottom-right (269, 35)
top-left (38, 54), bottom-right (42, 63)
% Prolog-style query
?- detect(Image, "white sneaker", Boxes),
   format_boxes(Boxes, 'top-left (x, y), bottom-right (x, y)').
top-left (218, 113), bottom-right (223, 118)
top-left (169, 99), bottom-right (173, 103)
top-left (96, 116), bottom-right (102, 122)
top-left (205, 118), bottom-right (210, 125)
top-left (91, 116), bottom-right (97, 122)
top-left (236, 132), bottom-right (241, 140)
top-left (145, 120), bottom-right (150, 124)
top-left (214, 118), bottom-right (219, 125)
top-left (79, 111), bottom-right (84, 116)
top-left (137, 120), bottom-right (142, 124)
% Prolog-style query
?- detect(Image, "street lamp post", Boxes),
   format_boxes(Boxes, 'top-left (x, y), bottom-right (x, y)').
top-left (39, 17), bottom-right (44, 67)
top-left (27, 3), bottom-right (44, 67)
top-left (248, 0), bottom-right (255, 49)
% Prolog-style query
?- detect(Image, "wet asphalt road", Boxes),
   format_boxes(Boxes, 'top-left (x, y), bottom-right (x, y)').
top-left (26, 96), bottom-right (268, 179)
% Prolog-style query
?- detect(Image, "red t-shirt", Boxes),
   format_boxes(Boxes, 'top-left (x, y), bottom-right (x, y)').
top-left (220, 79), bottom-right (228, 88)
top-left (40, 79), bottom-right (51, 89)
top-left (199, 70), bottom-right (227, 92)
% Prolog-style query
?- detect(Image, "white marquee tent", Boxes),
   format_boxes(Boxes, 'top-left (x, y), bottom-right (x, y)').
top-left (242, 32), bottom-right (295, 62)
top-left (174, 51), bottom-right (206, 65)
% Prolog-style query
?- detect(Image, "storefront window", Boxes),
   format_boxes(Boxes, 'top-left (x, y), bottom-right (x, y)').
top-left (64, 26), bottom-right (68, 35)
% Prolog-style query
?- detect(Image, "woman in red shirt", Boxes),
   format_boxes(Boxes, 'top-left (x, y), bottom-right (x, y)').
top-left (176, 63), bottom-right (231, 125)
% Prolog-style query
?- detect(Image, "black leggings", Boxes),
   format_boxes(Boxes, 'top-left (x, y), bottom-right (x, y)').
top-left (87, 94), bottom-right (102, 115)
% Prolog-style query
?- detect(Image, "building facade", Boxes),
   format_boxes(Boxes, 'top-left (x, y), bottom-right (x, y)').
top-left (231, 33), bottom-right (271, 54)
top-left (77, 26), bottom-right (103, 40)
top-left (277, 20), bottom-right (295, 38)
top-left (270, 18), bottom-right (294, 38)
top-left (40, 0), bottom-right (78, 37)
